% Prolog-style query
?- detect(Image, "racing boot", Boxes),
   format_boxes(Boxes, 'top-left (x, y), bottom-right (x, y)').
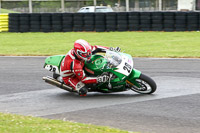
top-left (78, 86), bottom-right (88, 96)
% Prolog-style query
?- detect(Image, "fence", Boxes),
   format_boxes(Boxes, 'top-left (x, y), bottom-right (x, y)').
top-left (7, 12), bottom-right (200, 32)
top-left (1, 0), bottom-right (183, 13)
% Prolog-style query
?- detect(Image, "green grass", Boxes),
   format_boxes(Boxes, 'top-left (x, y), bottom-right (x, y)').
top-left (0, 32), bottom-right (200, 57)
top-left (0, 112), bottom-right (134, 133)
top-left (0, 8), bottom-right (18, 13)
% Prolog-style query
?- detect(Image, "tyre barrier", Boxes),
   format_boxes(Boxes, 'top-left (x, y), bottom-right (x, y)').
top-left (95, 13), bottom-right (106, 32)
top-left (117, 12), bottom-right (128, 31)
top-left (84, 13), bottom-right (95, 31)
top-left (106, 12), bottom-right (117, 31)
top-left (151, 12), bottom-right (163, 31)
top-left (0, 14), bottom-right (9, 32)
top-left (73, 13), bottom-right (84, 31)
top-left (128, 12), bottom-right (140, 31)
top-left (63, 13), bottom-right (73, 32)
top-left (30, 13), bottom-right (40, 32)
top-left (5, 12), bottom-right (200, 32)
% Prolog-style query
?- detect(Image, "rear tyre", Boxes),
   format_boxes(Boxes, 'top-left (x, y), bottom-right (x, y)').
top-left (128, 73), bottom-right (157, 94)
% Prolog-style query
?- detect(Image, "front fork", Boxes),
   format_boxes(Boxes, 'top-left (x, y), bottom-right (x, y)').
top-left (126, 69), bottom-right (141, 88)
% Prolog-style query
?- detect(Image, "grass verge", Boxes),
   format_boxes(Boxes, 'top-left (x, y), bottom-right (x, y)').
top-left (0, 8), bottom-right (18, 13)
top-left (0, 112), bottom-right (134, 133)
top-left (0, 32), bottom-right (200, 57)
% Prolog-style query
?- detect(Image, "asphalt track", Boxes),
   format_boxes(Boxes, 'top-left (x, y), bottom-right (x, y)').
top-left (0, 56), bottom-right (200, 133)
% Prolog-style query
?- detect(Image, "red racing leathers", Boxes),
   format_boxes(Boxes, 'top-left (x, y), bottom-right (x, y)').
top-left (60, 45), bottom-right (108, 91)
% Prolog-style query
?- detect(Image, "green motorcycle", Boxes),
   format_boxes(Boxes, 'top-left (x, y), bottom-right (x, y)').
top-left (43, 50), bottom-right (157, 94)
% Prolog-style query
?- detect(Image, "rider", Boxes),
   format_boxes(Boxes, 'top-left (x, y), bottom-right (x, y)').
top-left (60, 39), bottom-right (120, 96)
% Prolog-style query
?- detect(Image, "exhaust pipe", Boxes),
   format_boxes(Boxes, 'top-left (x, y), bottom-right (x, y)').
top-left (43, 76), bottom-right (74, 92)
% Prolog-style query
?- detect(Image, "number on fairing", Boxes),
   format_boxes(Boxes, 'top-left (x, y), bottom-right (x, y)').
top-left (123, 63), bottom-right (131, 73)
top-left (44, 64), bottom-right (60, 74)
top-left (49, 65), bottom-right (56, 72)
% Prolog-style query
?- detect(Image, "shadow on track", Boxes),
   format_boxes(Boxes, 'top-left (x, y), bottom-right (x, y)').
top-left (54, 91), bottom-right (157, 99)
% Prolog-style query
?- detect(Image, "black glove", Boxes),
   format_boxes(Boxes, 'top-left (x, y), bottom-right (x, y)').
top-left (78, 87), bottom-right (88, 96)
top-left (109, 47), bottom-right (121, 52)
top-left (97, 75), bottom-right (109, 83)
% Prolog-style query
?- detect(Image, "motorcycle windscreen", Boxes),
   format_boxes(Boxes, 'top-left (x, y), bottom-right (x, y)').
top-left (105, 51), bottom-right (122, 68)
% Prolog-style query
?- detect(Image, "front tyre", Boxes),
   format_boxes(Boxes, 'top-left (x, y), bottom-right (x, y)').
top-left (128, 73), bottom-right (157, 94)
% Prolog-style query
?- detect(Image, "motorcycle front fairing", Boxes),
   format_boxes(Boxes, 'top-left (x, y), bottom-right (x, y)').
top-left (84, 51), bottom-right (139, 92)
top-left (105, 51), bottom-right (141, 91)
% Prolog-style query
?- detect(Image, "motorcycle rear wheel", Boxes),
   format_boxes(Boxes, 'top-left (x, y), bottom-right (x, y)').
top-left (128, 73), bottom-right (157, 94)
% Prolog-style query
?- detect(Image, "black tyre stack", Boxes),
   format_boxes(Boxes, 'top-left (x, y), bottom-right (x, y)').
top-left (9, 13), bottom-right (20, 32)
top-left (151, 12), bottom-right (163, 31)
top-left (128, 12), bottom-right (140, 31)
top-left (163, 12), bottom-right (175, 31)
top-left (95, 13), bottom-right (106, 32)
top-left (8, 12), bottom-right (200, 33)
top-left (51, 13), bottom-right (62, 32)
top-left (84, 13), bottom-right (95, 31)
top-left (140, 12), bottom-right (151, 31)
top-left (106, 12), bottom-right (117, 31)
top-left (19, 13), bottom-right (30, 32)
top-left (62, 13), bottom-right (73, 32)
top-left (73, 13), bottom-right (84, 31)
top-left (199, 12), bottom-right (200, 30)
top-left (41, 13), bottom-right (52, 32)
top-left (187, 12), bottom-right (199, 31)
top-left (30, 13), bottom-right (40, 32)
top-left (175, 12), bottom-right (187, 31)
top-left (117, 12), bottom-right (128, 31)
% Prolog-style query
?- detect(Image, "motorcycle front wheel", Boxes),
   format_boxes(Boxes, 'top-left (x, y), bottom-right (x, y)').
top-left (128, 73), bottom-right (157, 94)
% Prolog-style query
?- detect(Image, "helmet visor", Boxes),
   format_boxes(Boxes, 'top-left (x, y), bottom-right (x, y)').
top-left (77, 50), bottom-right (91, 58)
top-left (82, 52), bottom-right (91, 58)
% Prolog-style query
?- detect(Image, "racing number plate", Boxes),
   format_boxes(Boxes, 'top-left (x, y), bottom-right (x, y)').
top-left (44, 65), bottom-right (60, 74)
